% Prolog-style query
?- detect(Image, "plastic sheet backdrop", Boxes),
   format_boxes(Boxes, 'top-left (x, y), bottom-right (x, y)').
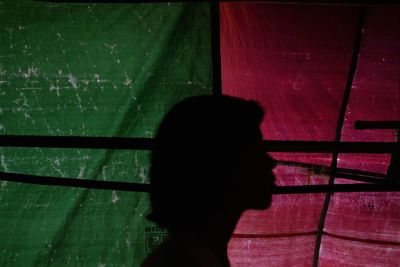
top-left (321, 7), bottom-right (400, 266)
top-left (0, 1), bottom-right (212, 266)
top-left (221, 3), bottom-right (399, 266)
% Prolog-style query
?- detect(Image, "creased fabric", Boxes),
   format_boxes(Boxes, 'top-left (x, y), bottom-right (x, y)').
top-left (221, 3), bottom-right (400, 266)
top-left (0, 1), bottom-right (211, 266)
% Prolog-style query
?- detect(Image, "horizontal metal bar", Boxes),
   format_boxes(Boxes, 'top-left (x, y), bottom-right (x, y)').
top-left (1, 171), bottom-right (399, 194)
top-left (273, 184), bottom-right (400, 194)
top-left (355, 120), bottom-right (400, 130)
top-left (39, 0), bottom-right (400, 5)
top-left (0, 135), bottom-right (155, 150)
top-left (1, 135), bottom-right (399, 153)
top-left (263, 141), bottom-right (398, 153)
top-left (279, 160), bottom-right (387, 179)
top-left (0, 172), bottom-right (150, 192)
top-left (278, 161), bottom-right (389, 184)
top-left (334, 173), bottom-right (389, 184)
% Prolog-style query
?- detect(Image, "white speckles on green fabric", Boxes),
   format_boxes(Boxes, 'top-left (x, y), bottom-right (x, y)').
top-left (0, 1), bottom-right (212, 266)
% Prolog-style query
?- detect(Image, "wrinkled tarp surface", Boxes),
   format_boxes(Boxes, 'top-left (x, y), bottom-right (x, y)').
top-left (0, 1), bottom-right (211, 266)
top-left (1, 1), bottom-right (399, 266)
top-left (221, 3), bottom-right (400, 266)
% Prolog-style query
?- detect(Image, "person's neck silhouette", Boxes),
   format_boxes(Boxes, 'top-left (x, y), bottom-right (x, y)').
top-left (142, 95), bottom-right (276, 267)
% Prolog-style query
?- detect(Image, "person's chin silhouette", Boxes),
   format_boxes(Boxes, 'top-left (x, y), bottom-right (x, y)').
top-left (142, 95), bottom-right (276, 267)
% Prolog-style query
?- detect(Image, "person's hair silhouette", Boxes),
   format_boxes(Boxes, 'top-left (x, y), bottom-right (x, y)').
top-left (142, 95), bottom-right (276, 267)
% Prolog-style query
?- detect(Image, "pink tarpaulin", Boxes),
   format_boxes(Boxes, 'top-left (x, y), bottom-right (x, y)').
top-left (337, 6), bottom-right (399, 175)
top-left (322, 6), bottom-right (400, 266)
top-left (221, 3), bottom-right (399, 266)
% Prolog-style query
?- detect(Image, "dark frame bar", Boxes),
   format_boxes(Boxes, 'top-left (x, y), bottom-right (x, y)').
top-left (273, 184), bottom-right (400, 194)
top-left (263, 140), bottom-right (398, 153)
top-left (278, 160), bottom-right (389, 184)
top-left (0, 172), bottom-right (150, 192)
top-left (0, 135), bottom-right (155, 150)
top-left (1, 135), bottom-right (398, 153)
top-left (355, 120), bottom-right (400, 129)
top-left (1, 171), bottom-right (399, 194)
top-left (313, 7), bottom-right (366, 266)
top-left (41, 0), bottom-right (400, 5)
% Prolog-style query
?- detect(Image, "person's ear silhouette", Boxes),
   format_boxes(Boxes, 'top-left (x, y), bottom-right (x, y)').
top-left (142, 95), bottom-right (276, 267)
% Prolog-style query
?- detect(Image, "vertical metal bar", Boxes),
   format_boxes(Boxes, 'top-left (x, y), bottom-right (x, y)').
top-left (312, 7), bottom-right (367, 267)
top-left (210, 0), bottom-right (222, 96)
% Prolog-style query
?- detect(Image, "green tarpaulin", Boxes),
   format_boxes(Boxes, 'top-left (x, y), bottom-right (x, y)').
top-left (0, 1), bottom-right (212, 266)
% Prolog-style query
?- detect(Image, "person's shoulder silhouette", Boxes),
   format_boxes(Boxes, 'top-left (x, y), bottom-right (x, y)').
top-left (142, 95), bottom-right (276, 267)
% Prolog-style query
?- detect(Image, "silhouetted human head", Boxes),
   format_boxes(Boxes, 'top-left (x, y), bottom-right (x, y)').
top-left (148, 95), bottom-right (276, 232)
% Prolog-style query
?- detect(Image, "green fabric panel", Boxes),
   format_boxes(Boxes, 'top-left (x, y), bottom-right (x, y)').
top-left (0, 1), bottom-right (212, 266)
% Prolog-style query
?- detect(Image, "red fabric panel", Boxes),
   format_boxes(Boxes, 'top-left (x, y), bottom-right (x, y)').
top-left (220, 3), bottom-right (359, 188)
top-left (220, 4), bottom-right (360, 266)
top-left (221, 3), bottom-right (399, 266)
top-left (272, 164), bottom-right (330, 186)
top-left (319, 235), bottom-right (400, 266)
top-left (230, 194), bottom-right (324, 266)
top-left (320, 7), bottom-right (400, 266)
top-left (235, 194), bottom-right (325, 235)
top-left (337, 7), bottom-right (400, 175)
top-left (321, 7), bottom-right (400, 266)
top-left (228, 235), bottom-right (316, 267)
top-left (324, 192), bottom-right (400, 242)
top-left (221, 3), bottom-right (359, 142)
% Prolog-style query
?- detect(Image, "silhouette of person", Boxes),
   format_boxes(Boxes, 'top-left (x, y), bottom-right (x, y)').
top-left (142, 95), bottom-right (276, 267)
